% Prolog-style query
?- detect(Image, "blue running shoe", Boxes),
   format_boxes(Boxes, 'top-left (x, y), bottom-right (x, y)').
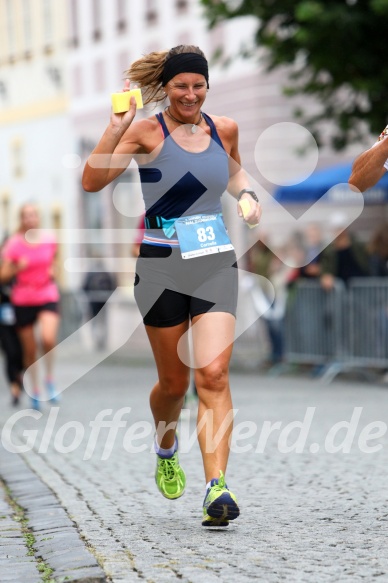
top-left (30, 396), bottom-right (41, 411)
top-left (46, 380), bottom-right (60, 403)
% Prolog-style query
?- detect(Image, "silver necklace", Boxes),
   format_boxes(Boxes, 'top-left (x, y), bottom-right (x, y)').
top-left (165, 107), bottom-right (203, 134)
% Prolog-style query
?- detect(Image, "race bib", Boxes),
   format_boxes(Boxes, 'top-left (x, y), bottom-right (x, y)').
top-left (175, 214), bottom-right (234, 259)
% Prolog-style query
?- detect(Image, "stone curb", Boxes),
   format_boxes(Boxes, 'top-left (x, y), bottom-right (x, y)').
top-left (0, 444), bottom-right (107, 583)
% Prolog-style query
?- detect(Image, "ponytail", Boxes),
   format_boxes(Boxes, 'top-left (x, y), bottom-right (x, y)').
top-left (125, 51), bottom-right (168, 106)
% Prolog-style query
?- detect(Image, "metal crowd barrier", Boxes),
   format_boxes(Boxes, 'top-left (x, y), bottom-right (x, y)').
top-left (348, 278), bottom-right (388, 367)
top-left (59, 285), bottom-right (270, 367)
top-left (58, 279), bottom-right (388, 380)
top-left (284, 278), bottom-right (388, 382)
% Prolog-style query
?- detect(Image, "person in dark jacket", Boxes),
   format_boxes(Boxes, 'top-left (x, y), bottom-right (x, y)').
top-left (82, 260), bottom-right (117, 350)
top-left (0, 249), bottom-right (23, 406)
top-left (320, 213), bottom-right (369, 291)
top-left (368, 222), bottom-right (388, 277)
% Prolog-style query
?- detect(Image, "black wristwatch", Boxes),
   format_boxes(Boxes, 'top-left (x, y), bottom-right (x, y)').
top-left (237, 188), bottom-right (259, 203)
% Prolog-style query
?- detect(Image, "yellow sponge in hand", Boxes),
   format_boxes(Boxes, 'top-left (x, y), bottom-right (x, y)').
top-left (239, 199), bottom-right (258, 229)
top-left (111, 88), bottom-right (143, 113)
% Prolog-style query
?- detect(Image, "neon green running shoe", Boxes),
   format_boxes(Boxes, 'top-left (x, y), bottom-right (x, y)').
top-left (202, 470), bottom-right (240, 527)
top-left (155, 449), bottom-right (186, 500)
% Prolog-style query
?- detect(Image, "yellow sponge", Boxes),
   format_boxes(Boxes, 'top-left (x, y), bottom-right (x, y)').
top-left (239, 199), bottom-right (258, 229)
top-left (111, 88), bottom-right (143, 113)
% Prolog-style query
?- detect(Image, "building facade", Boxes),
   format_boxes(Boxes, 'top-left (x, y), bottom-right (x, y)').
top-left (1, 0), bottom-right (377, 293)
top-left (0, 0), bottom-right (78, 287)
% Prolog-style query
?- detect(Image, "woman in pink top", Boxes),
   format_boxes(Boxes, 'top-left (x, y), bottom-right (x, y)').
top-left (1, 203), bottom-right (60, 409)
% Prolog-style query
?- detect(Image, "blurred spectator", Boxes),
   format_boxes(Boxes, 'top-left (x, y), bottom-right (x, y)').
top-left (249, 233), bottom-right (304, 366)
top-left (0, 241), bottom-right (23, 406)
top-left (368, 222), bottom-right (388, 276)
top-left (249, 236), bottom-right (273, 279)
top-left (82, 258), bottom-right (117, 350)
top-left (299, 223), bottom-right (323, 279)
top-left (320, 212), bottom-right (369, 291)
top-left (0, 203), bottom-right (60, 409)
top-left (247, 235), bottom-right (276, 299)
top-left (368, 222), bottom-right (388, 374)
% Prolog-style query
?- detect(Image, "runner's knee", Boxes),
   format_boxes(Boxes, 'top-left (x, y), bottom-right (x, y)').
top-left (195, 363), bottom-right (228, 394)
top-left (158, 372), bottom-right (190, 400)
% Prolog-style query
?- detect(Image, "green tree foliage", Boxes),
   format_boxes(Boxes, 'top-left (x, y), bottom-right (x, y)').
top-left (201, 0), bottom-right (388, 149)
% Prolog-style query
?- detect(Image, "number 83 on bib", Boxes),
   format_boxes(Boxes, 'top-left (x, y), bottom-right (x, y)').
top-left (174, 214), bottom-right (234, 260)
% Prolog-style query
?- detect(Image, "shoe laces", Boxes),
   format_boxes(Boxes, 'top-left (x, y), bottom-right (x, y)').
top-left (159, 454), bottom-right (179, 481)
top-left (209, 470), bottom-right (227, 492)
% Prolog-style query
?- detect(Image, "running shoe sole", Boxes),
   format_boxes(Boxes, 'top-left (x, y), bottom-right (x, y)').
top-left (202, 492), bottom-right (240, 526)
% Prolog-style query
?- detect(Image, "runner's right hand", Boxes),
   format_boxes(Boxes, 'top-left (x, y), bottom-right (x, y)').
top-left (110, 79), bottom-right (138, 133)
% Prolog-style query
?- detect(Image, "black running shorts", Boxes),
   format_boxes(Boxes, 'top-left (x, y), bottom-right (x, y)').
top-left (134, 243), bottom-right (238, 327)
top-left (14, 302), bottom-right (59, 328)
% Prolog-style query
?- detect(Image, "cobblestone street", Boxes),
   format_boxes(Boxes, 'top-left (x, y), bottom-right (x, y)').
top-left (1, 347), bottom-right (388, 582)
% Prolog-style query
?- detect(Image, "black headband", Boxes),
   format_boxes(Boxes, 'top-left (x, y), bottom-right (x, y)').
top-left (162, 53), bottom-right (209, 88)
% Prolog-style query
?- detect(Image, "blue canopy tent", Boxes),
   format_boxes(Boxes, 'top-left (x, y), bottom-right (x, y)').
top-left (274, 162), bottom-right (388, 204)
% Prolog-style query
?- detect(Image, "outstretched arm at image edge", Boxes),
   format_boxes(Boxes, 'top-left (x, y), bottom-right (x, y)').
top-left (348, 138), bottom-right (388, 193)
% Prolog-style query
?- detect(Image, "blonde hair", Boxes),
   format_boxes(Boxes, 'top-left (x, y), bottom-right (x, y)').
top-left (125, 45), bottom-right (207, 106)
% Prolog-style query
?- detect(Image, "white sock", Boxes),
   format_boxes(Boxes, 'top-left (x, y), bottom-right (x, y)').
top-left (154, 436), bottom-right (177, 458)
